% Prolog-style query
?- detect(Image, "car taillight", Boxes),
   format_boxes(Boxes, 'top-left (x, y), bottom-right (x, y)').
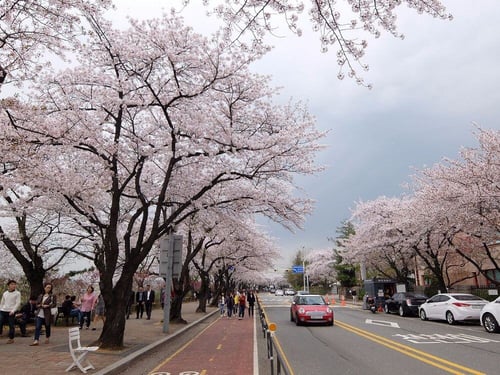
top-left (452, 302), bottom-right (471, 308)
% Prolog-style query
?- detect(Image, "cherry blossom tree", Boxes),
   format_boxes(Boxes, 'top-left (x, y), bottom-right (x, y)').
top-left (1, 12), bottom-right (323, 348)
top-left (304, 248), bottom-right (336, 288)
top-left (191, 0), bottom-right (452, 86)
top-left (0, 0), bottom-right (110, 89)
top-left (411, 126), bottom-right (500, 286)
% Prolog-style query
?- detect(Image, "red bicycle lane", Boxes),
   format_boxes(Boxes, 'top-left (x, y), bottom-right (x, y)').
top-left (149, 314), bottom-right (255, 375)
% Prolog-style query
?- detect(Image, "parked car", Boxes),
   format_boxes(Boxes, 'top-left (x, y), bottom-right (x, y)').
top-left (384, 292), bottom-right (428, 317)
top-left (418, 293), bottom-right (488, 325)
top-left (480, 296), bottom-right (500, 333)
top-left (274, 289), bottom-right (284, 296)
top-left (290, 294), bottom-right (333, 326)
top-left (284, 289), bottom-right (296, 296)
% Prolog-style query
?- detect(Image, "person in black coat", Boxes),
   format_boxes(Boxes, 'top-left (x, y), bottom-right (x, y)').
top-left (144, 284), bottom-right (155, 320)
top-left (135, 286), bottom-right (146, 319)
top-left (15, 296), bottom-right (37, 336)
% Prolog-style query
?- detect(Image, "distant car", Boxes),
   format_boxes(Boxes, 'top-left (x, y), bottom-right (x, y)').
top-left (384, 292), bottom-right (428, 317)
top-left (480, 296), bottom-right (500, 333)
top-left (290, 294), bottom-right (334, 326)
top-left (284, 289), bottom-right (296, 296)
top-left (418, 293), bottom-right (488, 325)
top-left (274, 289), bottom-right (284, 296)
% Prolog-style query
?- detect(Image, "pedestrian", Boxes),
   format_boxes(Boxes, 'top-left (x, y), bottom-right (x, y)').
top-left (79, 285), bottom-right (97, 330)
top-left (126, 289), bottom-right (134, 319)
top-left (238, 291), bottom-right (246, 319)
top-left (16, 296), bottom-right (37, 337)
top-left (219, 294), bottom-right (225, 316)
top-left (233, 292), bottom-right (239, 315)
top-left (226, 292), bottom-right (234, 319)
top-left (92, 293), bottom-right (105, 330)
top-left (30, 282), bottom-right (57, 346)
top-left (144, 284), bottom-right (155, 320)
top-left (136, 286), bottom-right (145, 319)
top-left (0, 279), bottom-right (22, 344)
top-left (247, 290), bottom-right (256, 317)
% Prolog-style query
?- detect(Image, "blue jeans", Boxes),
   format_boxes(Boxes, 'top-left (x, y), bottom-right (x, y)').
top-left (34, 316), bottom-right (51, 341)
top-left (0, 311), bottom-right (16, 339)
top-left (238, 304), bottom-right (245, 318)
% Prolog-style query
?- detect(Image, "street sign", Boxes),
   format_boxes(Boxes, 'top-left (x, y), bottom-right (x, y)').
top-left (159, 234), bottom-right (183, 279)
top-left (292, 265), bottom-right (304, 274)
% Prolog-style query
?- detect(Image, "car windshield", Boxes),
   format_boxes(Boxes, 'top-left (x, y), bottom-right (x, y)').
top-left (452, 295), bottom-right (484, 301)
top-left (298, 296), bottom-right (325, 305)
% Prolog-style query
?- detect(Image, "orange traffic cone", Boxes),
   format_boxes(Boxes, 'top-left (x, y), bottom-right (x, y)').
top-left (331, 296), bottom-right (336, 305)
top-left (340, 295), bottom-right (346, 306)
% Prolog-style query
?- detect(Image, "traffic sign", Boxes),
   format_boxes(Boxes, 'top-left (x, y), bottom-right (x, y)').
top-left (292, 265), bottom-right (304, 273)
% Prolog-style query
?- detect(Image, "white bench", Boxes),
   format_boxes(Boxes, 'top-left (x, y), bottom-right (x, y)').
top-left (65, 327), bottom-right (99, 373)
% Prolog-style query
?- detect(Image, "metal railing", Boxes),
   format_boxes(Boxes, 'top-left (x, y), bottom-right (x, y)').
top-left (257, 300), bottom-right (293, 375)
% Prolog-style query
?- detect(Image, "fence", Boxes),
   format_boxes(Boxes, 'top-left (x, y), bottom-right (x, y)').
top-left (257, 299), bottom-right (293, 375)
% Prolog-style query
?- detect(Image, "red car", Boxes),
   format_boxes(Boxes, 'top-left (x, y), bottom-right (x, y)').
top-left (290, 294), bottom-right (334, 326)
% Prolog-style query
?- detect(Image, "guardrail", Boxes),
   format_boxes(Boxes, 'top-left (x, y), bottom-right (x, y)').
top-left (257, 299), bottom-right (293, 375)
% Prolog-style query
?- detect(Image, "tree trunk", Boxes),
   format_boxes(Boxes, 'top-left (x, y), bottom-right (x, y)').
top-left (97, 282), bottom-right (129, 349)
top-left (195, 272), bottom-right (210, 313)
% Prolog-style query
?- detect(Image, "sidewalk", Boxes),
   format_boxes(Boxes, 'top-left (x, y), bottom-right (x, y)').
top-left (0, 302), bottom-right (218, 375)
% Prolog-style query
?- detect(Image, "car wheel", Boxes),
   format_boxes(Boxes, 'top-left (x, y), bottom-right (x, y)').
top-left (399, 305), bottom-right (405, 317)
top-left (446, 311), bottom-right (455, 325)
top-left (290, 311), bottom-right (294, 322)
top-left (384, 304), bottom-right (390, 314)
top-left (329, 320), bottom-right (334, 326)
top-left (482, 313), bottom-right (500, 333)
top-left (295, 315), bottom-right (301, 326)
top-left (419, 309), bottom-right (427, 321)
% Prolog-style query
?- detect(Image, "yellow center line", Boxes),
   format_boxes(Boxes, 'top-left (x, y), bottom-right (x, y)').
top-left (336, 320), bottom-right (485, 375)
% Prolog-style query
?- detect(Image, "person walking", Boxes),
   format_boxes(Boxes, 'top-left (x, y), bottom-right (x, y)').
top-left (79, 285), bottom-right (97, 330)
top-left (135, 286), bottom-right (145, 319)
top-left (238, 291), bottom-right (246, 320)
top-left (30, 282), bottom-right (57, 346)
top-left (247, 290), bottom-right (256, 317)
top-left (226, 292), bottom-right (234, 319)
top-left (0, 279), bottom-right (22, 344)
top-left (92, 293), bottom-right (105, 330)
top-left (219, 294), bottom-right (225, 317)
top-left (144, 284), bottom-right (155, 320)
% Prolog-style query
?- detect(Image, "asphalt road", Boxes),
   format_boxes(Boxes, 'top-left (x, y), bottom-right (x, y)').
top-left (260, 293), bottom-right (500, 375)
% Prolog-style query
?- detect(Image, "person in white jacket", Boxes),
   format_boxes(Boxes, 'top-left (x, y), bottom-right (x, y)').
top-left (0, 279), bottom-right (22, 343)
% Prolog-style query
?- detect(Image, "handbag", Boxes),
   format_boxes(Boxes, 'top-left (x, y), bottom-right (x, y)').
top-left (51, 307), bottom-right (58, 316)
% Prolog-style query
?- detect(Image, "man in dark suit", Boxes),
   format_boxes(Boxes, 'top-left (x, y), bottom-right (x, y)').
top-left (135, 286), bottom-right (145, 319)
top-left (144, 284), bottom-right (155, 320)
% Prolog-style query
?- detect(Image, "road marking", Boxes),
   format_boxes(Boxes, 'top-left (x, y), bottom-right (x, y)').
top-left (336, 320), bottom-right (485, 375)
top-left (394, 333), bottom-right (500, 344)
top-left (365, 319), bottom-right (400, 328)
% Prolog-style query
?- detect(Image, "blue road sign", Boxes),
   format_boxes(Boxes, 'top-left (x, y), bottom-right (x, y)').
top-left (292, 265), bottom-right (304, 273)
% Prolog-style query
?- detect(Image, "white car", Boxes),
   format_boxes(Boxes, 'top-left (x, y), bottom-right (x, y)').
top-left (275, 289), bottom-right (284, 296)
top-left (480, 296), bottom-right (500, 333)
top-left (418, 293), bottom-right (488, 325)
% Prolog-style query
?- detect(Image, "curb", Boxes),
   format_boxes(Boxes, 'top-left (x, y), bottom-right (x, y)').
top-left (95, 309), bottom-right (219, 375)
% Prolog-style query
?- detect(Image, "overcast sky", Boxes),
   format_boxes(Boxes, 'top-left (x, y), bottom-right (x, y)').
top-left (114, 1), bottom-right (500, 268)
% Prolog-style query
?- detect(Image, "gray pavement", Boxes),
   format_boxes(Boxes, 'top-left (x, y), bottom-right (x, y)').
top-left (0, 302), bottom-right (217, 375)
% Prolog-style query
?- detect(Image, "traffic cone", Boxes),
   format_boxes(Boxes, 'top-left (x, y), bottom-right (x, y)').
top-left (340, 295), bottom-right (346, 306)
top-left (324, 294), bottom-right (329, 304)
top-left (331, 296), bottom-right (336, 305)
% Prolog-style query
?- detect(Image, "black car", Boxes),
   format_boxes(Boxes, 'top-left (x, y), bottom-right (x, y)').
top-left (384, 292), bottom-right (428, 317)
